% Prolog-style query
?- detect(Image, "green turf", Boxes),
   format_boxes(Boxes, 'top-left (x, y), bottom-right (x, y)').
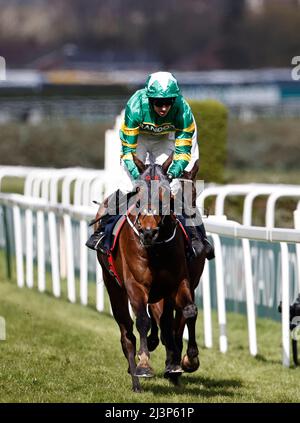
top-left (0, 270), bottom-right (300, 403)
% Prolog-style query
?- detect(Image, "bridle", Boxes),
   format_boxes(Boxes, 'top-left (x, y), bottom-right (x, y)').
top-left (125, 164), bottom-right (179, 247)
top-left (126, 206), bottom-right (178, 248)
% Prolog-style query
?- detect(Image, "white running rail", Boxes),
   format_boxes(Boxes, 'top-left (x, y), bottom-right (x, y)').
top-left (1, 165), bottom-right (300, 367)
top-left (1, 191), bottom-right (300, 367)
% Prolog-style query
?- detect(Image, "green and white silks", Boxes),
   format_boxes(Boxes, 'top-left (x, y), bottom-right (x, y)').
top-left (120, 88), bottom-right (198, 180)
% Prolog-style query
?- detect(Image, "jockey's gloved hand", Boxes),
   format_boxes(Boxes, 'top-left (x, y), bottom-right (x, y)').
top-left (166, 173), bottom-right (173, 183)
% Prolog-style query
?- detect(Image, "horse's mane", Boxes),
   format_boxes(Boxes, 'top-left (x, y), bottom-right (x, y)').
top-left (139, 156), bottom-right (170, 189)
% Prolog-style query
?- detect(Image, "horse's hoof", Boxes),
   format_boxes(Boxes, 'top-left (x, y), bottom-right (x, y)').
top-left (164, 364), bottom-right (183, 378)
top-left (134, 366), bottom-right (154, 378)
top-left (147, 335), bottom-right (159, 352)
top-left (164, 367), bottom-right (183, 386)
top-left (181, 354), bottom-right (200, 373)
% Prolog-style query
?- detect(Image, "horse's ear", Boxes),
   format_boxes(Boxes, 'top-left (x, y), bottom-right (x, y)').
top-left (162, 153), bottom-right (173, 174)
top-left (133, 155), bottom-right (146, 174)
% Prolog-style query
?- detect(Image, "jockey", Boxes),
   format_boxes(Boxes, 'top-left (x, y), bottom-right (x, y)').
top-left (86, 71), bottom-right (214, 260)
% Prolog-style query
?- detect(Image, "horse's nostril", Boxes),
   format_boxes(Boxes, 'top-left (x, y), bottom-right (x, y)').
top-left (141, 229), bottom-right (151, 238)
top-left (141, 228), bottom-right (159, 244)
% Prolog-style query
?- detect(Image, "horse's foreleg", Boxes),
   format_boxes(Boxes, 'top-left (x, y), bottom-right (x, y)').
top-left (129, 287), bottom-right (154, 378)
top-left (160, 300), bottom-right (183, 382)
top-left (175, 278), bottom-right (198, 319)
top-left (182, 314), bottom-right (200, 373)
top-left (175, 310), bottom-right (200, 373)
top-left (102, 269), bottom-right (141, 392)
top-left (174, 310), bottom-right (185, 360)
top-left (118, 322), bottom-right (141, 390)
top-left (174, 279), bottom-right (199, 373)
top-left (134, 304), bottom-right (154, 377)
top-left (113, 306), bottom-right (141, 392)
top-left (147, 303), bottom-right (161, 352)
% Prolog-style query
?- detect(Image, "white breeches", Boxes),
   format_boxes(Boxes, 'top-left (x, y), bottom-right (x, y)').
top-left (119, 123), bottom-right (199, 194)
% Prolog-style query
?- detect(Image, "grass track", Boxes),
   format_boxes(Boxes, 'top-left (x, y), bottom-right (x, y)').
top-left (1, 276), bottom-right (300, 403)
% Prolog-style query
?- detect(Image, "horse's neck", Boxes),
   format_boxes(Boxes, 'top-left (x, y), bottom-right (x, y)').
top-left (159, 215), bottom-right (177, 238)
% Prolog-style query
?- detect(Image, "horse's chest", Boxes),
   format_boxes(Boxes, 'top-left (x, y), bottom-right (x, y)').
top-left (147, 269), bottom-right (182, 301)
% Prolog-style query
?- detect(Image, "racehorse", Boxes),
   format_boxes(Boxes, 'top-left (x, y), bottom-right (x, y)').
top-left (96, 161), bottom-right (206, 392)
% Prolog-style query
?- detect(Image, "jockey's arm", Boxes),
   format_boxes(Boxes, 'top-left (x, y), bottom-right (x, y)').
top-left (167, 101), bottom-right (195, 179)
top-left (120, 101), bottom-right (141, 180)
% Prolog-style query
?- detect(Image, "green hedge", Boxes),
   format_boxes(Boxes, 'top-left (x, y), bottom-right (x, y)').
top-left (0, 121), bottom-right (110, 168)
top-left (0, 101), bottom-right (228, 182)
top-left (189, 99), bottom-right (228, 183)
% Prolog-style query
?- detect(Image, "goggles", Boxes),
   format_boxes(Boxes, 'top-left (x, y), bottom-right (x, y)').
top-left (151, 98), bottom-right (175, 107)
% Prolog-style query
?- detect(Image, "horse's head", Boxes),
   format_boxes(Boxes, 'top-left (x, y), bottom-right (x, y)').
top-left (129, 160), bottom-right (175, 248)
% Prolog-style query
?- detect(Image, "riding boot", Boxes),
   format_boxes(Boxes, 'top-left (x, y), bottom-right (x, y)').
top-left (85, 213), bottom-right (111, 252)
top-left (181, 203), bottom-right (215, 260)
top-left (85, 187), bottom-right (137, 252)
top-left (186, 200), bottom-right (215, 260)
top-left (188, 225), bottom-right (206, 258)
top-left (197, 223), bottom-right (215, 260)
top-left (175, 177), bottom-right (215, 260)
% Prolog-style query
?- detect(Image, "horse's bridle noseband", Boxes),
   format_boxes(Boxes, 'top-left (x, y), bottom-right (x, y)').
top-left (126, 211), bottom-right (178, 247)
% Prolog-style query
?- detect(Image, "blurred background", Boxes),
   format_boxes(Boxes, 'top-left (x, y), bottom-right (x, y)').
top-left (0, 0), bottom-right (300, 183)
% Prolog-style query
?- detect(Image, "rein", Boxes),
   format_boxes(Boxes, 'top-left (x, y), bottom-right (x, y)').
top-left (151, 221), bottom-right (178, 245)
top-left (126, 213), bottom-right (141, 237)
top-left (125, 164), bottom-right (179, 247)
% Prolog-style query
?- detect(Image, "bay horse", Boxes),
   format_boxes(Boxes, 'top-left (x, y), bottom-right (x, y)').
top-left (96, 162), bottom-right (206, 392)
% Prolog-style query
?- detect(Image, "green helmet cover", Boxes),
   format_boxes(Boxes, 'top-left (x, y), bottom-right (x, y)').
top-left (145, 71), bottom-right (180, 98)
